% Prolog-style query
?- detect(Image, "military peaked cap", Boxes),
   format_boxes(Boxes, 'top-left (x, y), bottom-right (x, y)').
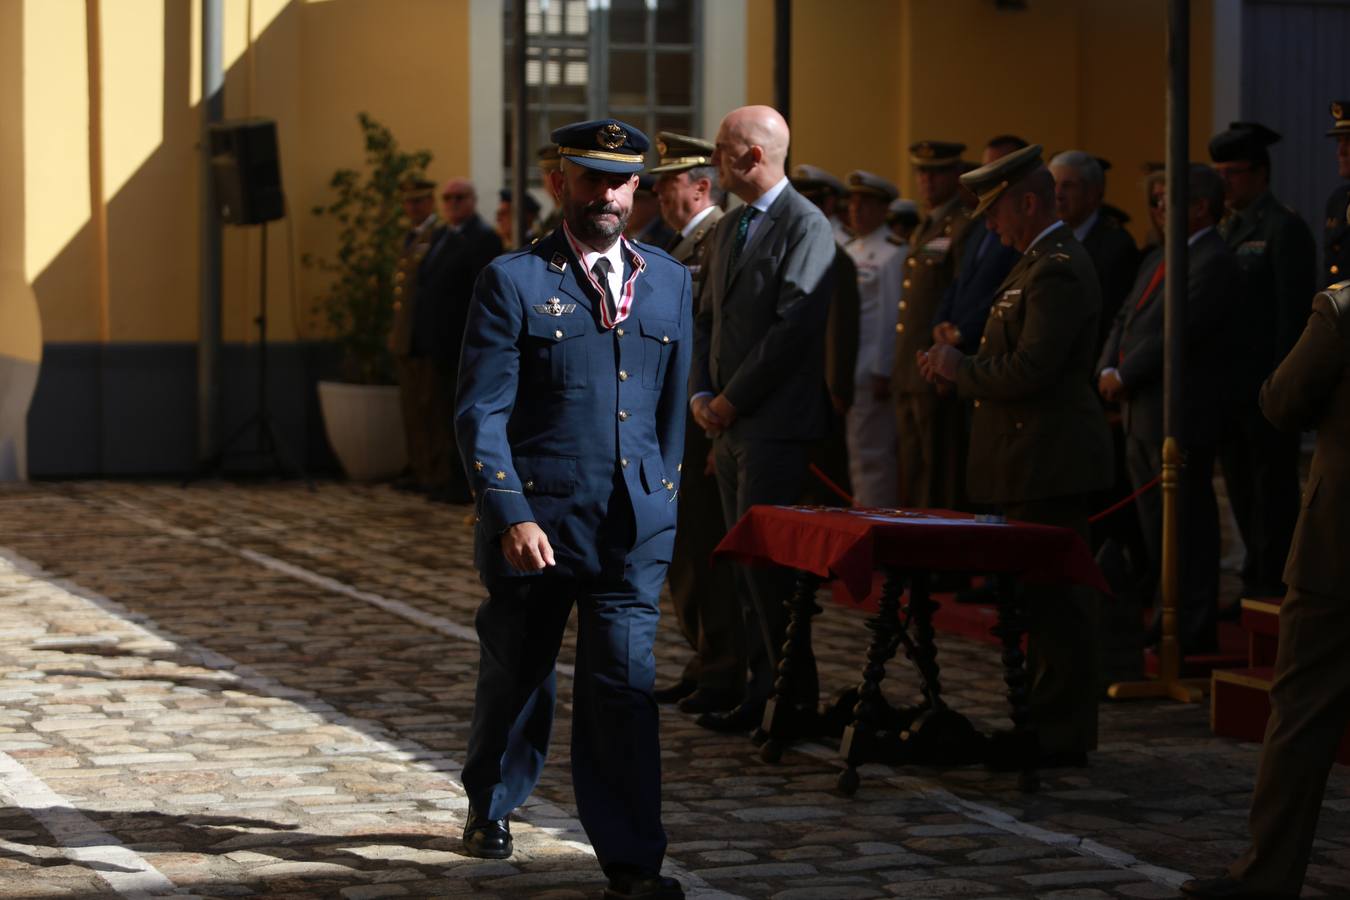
top-left (909, 140), bottom-right (966, 169)
top-left (648, 132), bottom-right (714, 174)
top-left (1209, 121), bottom-right (1281, 164)
top-left (846, 170), bottom-right (899, 201)
top-left (1328, 101), bottom-right (1350, 137)
top-left (400, 177), bottom-right (437, 199)
top-left (790, 164), bottom-right (847, 197)
top-left (551, 118), bottom-right (649, 174)
top-left (537, 144), bottom-right (561, 173)
top-left (959, 143), bottom-right (1045, 218)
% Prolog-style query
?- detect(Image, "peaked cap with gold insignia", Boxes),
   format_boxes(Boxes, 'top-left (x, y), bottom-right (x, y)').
top-left (647, 131), bottom-right (714, 174)
top-left (958, 143), bottom-right (1045, 218)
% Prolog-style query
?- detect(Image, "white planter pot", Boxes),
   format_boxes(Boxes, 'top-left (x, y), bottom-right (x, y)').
top-left (317, 380), bottom-right (406, 481)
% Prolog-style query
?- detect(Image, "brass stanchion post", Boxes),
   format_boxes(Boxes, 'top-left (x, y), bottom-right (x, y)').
top-left (1108, 438), bottom-right (1206, 701)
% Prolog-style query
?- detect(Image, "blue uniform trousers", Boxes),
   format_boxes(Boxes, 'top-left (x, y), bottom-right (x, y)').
top-left (461, 556), bottom-right (668, 875)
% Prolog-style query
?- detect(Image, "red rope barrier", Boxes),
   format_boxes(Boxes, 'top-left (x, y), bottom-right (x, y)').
top-left (808, 464), bottom-right (855, 506)
top-left (1087, 475), bottom-right (1161, 524)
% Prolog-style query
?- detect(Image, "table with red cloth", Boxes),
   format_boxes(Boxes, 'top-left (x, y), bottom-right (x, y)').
top-left (713, 504), bottom-right (1110, 793)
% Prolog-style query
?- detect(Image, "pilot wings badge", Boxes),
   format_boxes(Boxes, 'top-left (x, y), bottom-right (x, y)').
top-left (533, 296), bottom-right (576, 317)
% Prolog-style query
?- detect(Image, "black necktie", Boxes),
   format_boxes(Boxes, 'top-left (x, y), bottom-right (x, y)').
top-left (592, 257), bottom-right (618, 322)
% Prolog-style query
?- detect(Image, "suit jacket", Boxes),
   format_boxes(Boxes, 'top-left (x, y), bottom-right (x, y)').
top-left (1260, 282), bottom-right (1350, 596)
top-left (691, 184), bottom-right (837, 442)
top-left (1079, 212), bottom-right (1141, 350)
top-left (933, 218), bottom-right (1021, 355)
top-left (1220, 190), bottom-right (1317, 390)
top-left (412, 213), bottom-right (503, 363)
top-left (455, 228), bottom-right (693, 580)
top-left (1324, 182), bottom-right (1350, 288)
top-left (1096, 231), bottom-right (1239, 449)
top-left (667, 205), bottom-right (724, 311)
top-left (957, 224), bottom-right (1113, 505)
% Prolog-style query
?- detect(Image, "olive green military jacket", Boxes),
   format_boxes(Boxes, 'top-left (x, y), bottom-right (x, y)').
top-left (667, 205), bottom-right (724, 311)
top-left (1259, 282), bottom-right (1350, 597)
top-left (955, 223), bottom-right (1114, 506)
top-left (893, 196), bottom-right (971, 395)
top-left (1323, 182), bottom-right (1350, 288)
top-left (388, 215), bottom-right (442, 357)
top-left (1220, 190), bottom-right (1316, 390)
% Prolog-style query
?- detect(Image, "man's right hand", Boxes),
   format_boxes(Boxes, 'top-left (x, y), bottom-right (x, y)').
top-left (502, 522), bottom-right (555, 571)
top-left (691, 394), bottom-right (725, 436)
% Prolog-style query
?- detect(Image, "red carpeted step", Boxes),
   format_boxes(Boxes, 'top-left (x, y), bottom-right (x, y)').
top-left (1240, 596), bottom-right (1282, 667)
top-left (1211, 666), bottom-right (1350, 765)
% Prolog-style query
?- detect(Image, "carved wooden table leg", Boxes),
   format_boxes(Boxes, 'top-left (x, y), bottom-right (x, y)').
top-left (758, 570), bottom-right (823, 763)
top-left (837, 568), bottom-right (906, 794)
top-left (992, 573), bottom-right (1039, 792)
top-left (893, 572), bottom-right (983, 764)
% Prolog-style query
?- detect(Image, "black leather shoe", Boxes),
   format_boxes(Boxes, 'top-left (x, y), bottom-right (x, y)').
top-left (677, 687), bottom-right (741, 715)
top-left (652, 679), bottom-right (696, 704)
top-left (604, 870), bottom-right (684, 899)
top-left (1179, 876), bottom-right (1297, 899)
top-left (462, 808), bottom-right (512, 859)
top-left (695, 699), bottom-right (766, 733)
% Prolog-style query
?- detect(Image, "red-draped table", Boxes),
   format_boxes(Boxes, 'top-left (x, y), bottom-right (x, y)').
top-left (713, 505), bottom-right (1110, 793)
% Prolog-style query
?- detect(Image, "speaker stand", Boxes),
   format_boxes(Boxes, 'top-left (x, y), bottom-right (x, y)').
top-left (187, 222), bottom-right (313, 489)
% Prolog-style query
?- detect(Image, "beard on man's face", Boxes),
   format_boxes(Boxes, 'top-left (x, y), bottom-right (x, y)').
top-left (562, 185), bottom-right (629, 243)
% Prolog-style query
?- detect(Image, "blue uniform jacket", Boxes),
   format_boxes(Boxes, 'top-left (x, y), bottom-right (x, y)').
top-left (454, 228), bottom-right (693, 580)
top-left (933, 219), bottom-right (1021, 355)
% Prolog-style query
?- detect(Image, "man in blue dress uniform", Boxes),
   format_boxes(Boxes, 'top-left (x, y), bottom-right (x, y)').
top-left (454, 119), bottom-right (692, 900)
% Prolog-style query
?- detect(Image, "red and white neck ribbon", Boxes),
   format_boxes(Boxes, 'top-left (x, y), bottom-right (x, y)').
top-left (562, 222), bottom-right (646, 329)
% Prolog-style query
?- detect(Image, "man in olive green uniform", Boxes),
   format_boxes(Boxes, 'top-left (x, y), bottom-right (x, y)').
top-left (1210, 122), bottom-right (1317, 598)
top-left (1323, 101), bottom-right (1350, 288)
top-left (920, 144), bottom-right (1113, 765)
top-left (648, 133), bottom-right (742, 715)
top-left (1181, 276), bottom-right (1350, 900)
top-left (389, 178), bottom-right (442, 491)
top-left (893, 141), bottom-right (971, 509)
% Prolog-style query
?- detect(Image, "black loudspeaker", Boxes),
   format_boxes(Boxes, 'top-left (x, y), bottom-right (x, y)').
top-left (208, 118), bottom-right (285, 225)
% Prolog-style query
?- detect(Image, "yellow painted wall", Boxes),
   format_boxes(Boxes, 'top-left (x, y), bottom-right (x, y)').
top-left (0, 0), bottom-right (41, 364)
top-left (746, 0), bottom-right (1215, 244)
top-left (18, 0), bottom-right (475, 347)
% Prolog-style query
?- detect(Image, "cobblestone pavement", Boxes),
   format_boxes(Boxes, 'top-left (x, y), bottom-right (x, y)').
top-left (0, 481), bottom-right (1345, 900)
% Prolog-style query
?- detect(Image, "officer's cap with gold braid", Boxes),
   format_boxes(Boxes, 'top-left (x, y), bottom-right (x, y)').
top-left (400, 177), bottom-right (437, 199)
top-left (959, 143), bottom-right (1045, 218)
top-left (536, 144), bottom-right (561, 173)
top-left (789, 164), bottom-right (847, 198)
top-left (846, 170), bottom-right (900, 202)
top-left (551, 118), bottom-right (649, 174)
top-left (648, 132), bottom-right (714, 175)
top-left (1327, 101), bottom-right (1350, 138)
top-left (909, 140), bottom-right (966, 170)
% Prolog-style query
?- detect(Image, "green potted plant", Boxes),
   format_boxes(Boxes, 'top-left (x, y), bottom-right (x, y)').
top-left (305, 113), bottom-right (432, 480)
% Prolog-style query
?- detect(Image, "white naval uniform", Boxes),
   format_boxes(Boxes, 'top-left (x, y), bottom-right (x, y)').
top-left (844, 226), bottom-right (906, 507)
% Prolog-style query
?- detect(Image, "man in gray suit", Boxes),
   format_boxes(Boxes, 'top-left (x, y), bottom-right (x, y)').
top-left (690, 105), bottom-right (838, 733)
top-left (1097, 163), bottom-right (1238, 655)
